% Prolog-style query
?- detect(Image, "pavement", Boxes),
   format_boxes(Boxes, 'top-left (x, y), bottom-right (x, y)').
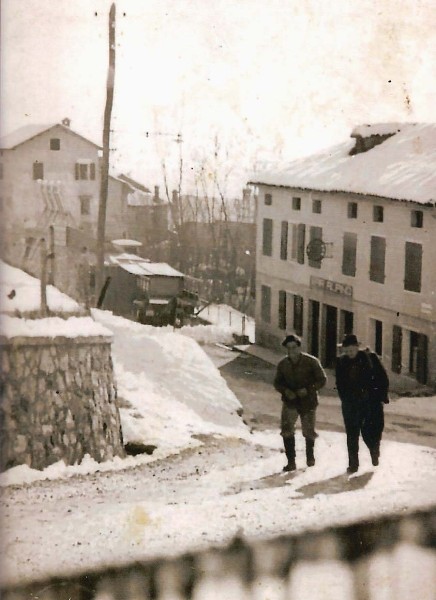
top-left (212, 346), bottom-right (436, 449)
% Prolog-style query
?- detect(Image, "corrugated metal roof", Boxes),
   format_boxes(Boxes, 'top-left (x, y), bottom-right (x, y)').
top-left (250, 123), bottom-right (436, 205)
top-left (109, 254), bottom-right (184, 278)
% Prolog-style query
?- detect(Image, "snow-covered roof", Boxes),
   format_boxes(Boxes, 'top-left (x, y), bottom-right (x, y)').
top-left (111, 239), bottom-right (143, 248)
top-left (0, 261), bottom-right (81, 315)
top-left (250, 123), bottom-right (436, 205)
top-left (0, 123), bottom-right (101, 150)
top-left (108, 254), bottom-right (184, 278)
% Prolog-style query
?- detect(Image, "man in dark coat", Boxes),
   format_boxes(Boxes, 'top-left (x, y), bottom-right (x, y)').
top-left (335, 334), bottom-right (390, 474)
top-left (274, 334), bottom-right (327, 471)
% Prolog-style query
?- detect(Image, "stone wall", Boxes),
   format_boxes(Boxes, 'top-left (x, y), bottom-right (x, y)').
top-left (0, 335), bottom-right (124, 471)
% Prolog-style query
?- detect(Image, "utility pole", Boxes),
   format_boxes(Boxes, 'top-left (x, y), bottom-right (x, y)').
top-left (95, 3), bottom-right (116, 301)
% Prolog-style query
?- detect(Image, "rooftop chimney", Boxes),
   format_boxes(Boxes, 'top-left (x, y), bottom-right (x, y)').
top-left (62, 118), bottom-right (71, 128)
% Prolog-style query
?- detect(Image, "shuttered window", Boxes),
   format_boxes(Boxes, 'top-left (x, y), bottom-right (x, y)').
top-left (262, 218), bottom-right (273, 256)
top-left (404, 242), bottom-right (422, 292)
top-left (278, 290), bottom-right (287, 329)
top-left (369, 236), bottom-right (386, 283)
top-left (33, 162), bottom-right (44, 180)
top-left (342, 232), bottom-right (357, 277)
top-left (308, 226), bottom-right (322, 269)
top-left (280, 221), bottom-right (288, 260)
top-left (297, 224), bottom-right (306, 264)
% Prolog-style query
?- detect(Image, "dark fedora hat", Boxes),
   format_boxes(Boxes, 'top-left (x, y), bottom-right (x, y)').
top-left (341, 333), bottom-right (360, 347)
top-left (282, 334), bottom-right (302, 347)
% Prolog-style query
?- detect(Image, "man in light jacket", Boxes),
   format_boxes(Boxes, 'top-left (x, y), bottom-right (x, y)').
top-left (274, 334), bottom-right (327, 471)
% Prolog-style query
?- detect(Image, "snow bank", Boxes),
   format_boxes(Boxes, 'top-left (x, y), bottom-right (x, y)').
top-left (179, 323), bottom-right (235, 345)
top-left (92, 310), bottom-right (247, 451)
top-left (0, 315), bottom-right (112, 339)
top-left (0, 260), bottom-right (80, 314)
top-left (200, 303), bottom-right (255, 343)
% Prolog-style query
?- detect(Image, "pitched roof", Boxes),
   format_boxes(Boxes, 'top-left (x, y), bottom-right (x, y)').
top-left (116, 174), bottom-right (151, 194)
top-left (249, 123), bottom-right (436, 205)
top-left (0, 123), bottom-right (102, 150)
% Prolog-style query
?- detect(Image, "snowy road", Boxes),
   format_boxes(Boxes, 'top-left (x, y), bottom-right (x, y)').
top-left (1, 430), bottom-right (435, 586)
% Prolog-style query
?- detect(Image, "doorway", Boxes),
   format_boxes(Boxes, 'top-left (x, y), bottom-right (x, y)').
top-left (309, 300), bottom-right (320, 357)
top-left (323, 304), bottom-right (338, 368)
top-left (409, 331), bottom-right (428, 384)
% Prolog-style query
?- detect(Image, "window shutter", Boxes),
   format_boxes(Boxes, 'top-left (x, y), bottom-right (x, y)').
top-left (280, 221), bottom-right (288, 260)
top-left (297, 224), bottom-right (306, 264)
top-left (90, 162), bottom-right (96, 180)
top-left (75, 163), bottom-right (80, 180)
top-left (291, 224), bottom-right (298, 260)
top-left (369, 236), bottom-right (386, 283)
top-left (309, 226), bottom-right (322, 268)
top-left (278, 290), bottom-right (286, 329)
top-left (342, 232), bottom-right (357, 276)
top-left (404, 242), bottom-right (422, 292)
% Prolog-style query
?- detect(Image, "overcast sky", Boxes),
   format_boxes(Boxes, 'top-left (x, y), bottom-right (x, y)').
top-left (2, 0), bottom-right (435, 195)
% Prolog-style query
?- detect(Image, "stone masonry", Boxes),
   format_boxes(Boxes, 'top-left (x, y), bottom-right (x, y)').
top-left (0, 335), bottom-right (124, 471)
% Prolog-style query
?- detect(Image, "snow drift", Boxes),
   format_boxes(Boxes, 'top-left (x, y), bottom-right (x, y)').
top-left (92, 310), bottom-right (248, 452)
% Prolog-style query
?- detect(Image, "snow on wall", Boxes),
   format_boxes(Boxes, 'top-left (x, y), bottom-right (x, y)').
top-left (250, 123), bottom-right (436, 205)
top-left (0, 315), bottom-right (112, 339)
top-left (0, 260), bottom-right (81, 315)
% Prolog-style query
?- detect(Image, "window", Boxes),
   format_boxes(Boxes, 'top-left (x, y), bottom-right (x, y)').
top-left (280, 221), bottom-right (288, 260)
top-left (290, 223), bottom-right (306, 264)
top-left (369, 236), bottom-right (386, 283)
top-left (264, 193), bottom-right (272, 206)
top-left (75, 162), bottom-right (96, 180)
top-left (308, 226), bottom-right (322, 269)
top-left (80, 195), bottom-right (91, 216)
top-left (50, 138), bottom-right (60, 150)
top-left (260, 285), bottom-right (271, 323)
top-left (342, 232), bottom-right (357, 276)
top-left (373, 205), bottom-right (384, 222)
top-left (0, 163), bottom-right (3, 179)
top-left (374, 320), bottom-right (383, 356)
top-left (33, 161), bottom-right (44, 180)
top-left (292, 197), bottom-right (301, 210)
top-left (404, 241), bottom-right (422, 292)
top-left (347, 202), bottom-right (358, 218)
top-left (262, 218), bottom-right (273, 256)
top-left (312, 199), bottom-right (322, 214)
top-left (411, 210), bottom-right (423, 228)
top-left (278, 290), bottom-right (287, 330)
top-left (293, 295), bottom-right (304, 336)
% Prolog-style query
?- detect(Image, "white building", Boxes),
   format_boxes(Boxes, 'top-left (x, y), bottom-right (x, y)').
top-left (249, 123), bottom-right (436, 388)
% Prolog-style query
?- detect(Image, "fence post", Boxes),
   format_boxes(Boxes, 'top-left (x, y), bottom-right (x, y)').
top-left (48, 225), bottom-right (55, 286)
top-left (40, 238), bottom-right (48, 317)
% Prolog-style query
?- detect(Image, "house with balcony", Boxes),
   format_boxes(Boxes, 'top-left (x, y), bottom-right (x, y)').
top-left (248, 123), bottom-right (436, 387)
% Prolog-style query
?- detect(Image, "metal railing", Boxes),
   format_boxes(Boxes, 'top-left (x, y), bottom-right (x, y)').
top-left (1, 507), bottom-right (435, 599)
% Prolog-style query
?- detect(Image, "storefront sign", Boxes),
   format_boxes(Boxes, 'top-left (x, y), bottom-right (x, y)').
top-left (310, 276), bottom-right (353, 297)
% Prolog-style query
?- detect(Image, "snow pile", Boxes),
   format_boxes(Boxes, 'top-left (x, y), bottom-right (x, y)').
top-left (250, 122), bottom-right (436, 204)
top-left (92, 310), bottom-right (247, 451)
top-left (0, 260), bottom-right (81, 314)
top-left (0, 315), bottom-right (112, 339)
top-left (179, 323), bottom-right (235, 345)
top-left (199, 303), bottom-right (255, 343)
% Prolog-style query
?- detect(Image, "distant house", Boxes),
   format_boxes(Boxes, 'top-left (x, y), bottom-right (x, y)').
top-left (249, 122), bottom-right (436, 387)
top-left (0, 120), bottom-right (165, 298)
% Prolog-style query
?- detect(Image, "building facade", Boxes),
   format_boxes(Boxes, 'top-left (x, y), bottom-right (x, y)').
top-left (250, 123), bottom-right (436, 388)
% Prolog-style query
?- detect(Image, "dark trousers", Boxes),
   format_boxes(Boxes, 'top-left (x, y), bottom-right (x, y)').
top-left (341, 400), bottom-right (384, 466)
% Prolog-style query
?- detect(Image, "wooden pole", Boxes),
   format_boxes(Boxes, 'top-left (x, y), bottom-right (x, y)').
top-left (95, 3), bottom-right (116, 301)
top-left (40, 238), bottom-right (48, 316)
top-left (48, 225), bottom-right (55, 285)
